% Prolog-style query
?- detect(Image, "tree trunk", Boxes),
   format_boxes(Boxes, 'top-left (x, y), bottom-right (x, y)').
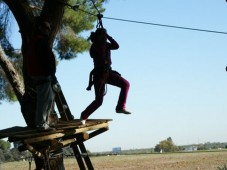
top-left (2, 0), bottom-right (68, 169)
top-left (34, 154), bottom-right (65, 170)
top-left (40, 0), bottom-right (67, 45)
top-left (3, 0), bottom-right (37, 127)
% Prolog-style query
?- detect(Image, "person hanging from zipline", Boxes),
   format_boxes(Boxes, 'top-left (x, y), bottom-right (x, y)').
top-left (80, 28), bottom-right (131, 124)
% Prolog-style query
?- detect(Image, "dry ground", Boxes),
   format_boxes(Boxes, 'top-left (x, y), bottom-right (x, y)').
top-left (1, 151), bottom-right (227, 170)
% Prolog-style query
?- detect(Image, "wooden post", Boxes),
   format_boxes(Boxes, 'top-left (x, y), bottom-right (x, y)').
top-left (71, 142), bottom-right (86, 170)
top-left (78, 142), bottom-right (94, 170)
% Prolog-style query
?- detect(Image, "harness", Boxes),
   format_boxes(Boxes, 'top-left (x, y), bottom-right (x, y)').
top-left (86, 69), bottom-right (95, 91)
top-left (86, 65), bottom-right (111, 92)
top-left (86, 67), bottom-right (121, 93)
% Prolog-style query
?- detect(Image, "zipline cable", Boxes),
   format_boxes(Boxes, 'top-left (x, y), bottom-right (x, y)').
top-left (59, 1), bottom-right (227, 35)
top-left (103, 16), bottom-right (227, 35)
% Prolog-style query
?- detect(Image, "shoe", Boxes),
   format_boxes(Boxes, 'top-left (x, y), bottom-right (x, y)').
top-left (116, 109), bottom-right (132, 115)
top-left (36, 123), bottom-right (56, 131)
top-left (80, 113), bottom-right (87, 125)
top-left (81, 119), bottom-right (86, 125)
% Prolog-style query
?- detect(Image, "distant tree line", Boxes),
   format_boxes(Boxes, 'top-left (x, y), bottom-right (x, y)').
top-left (0, 140), bottom-right (86, 163)
top-left (196, 142), bottom-right (227, 150)
top-left (0, 139), bottom-right (31, 162)
top-left (154, 137), bottom-right (180, 152)
top-left (0, 138), bottom-right (227, 162)
top-left (154, 137), bottom-right (227, 153)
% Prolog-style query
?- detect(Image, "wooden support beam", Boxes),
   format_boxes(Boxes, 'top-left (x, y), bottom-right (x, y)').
top-left (71, 143), bottom-right (86, 170)
top-left (78, 142), bottom-right (94, 170)
top-left (49, 133), bottom-right (89, 152)
top-left (25, 143), bottom-right (44, 159)
top-left (73, 127), bottom-right (109, 145)
top-left (55, 89), bottom-right (74, 121)
top-left (88, 127), bottom-right (109, 139)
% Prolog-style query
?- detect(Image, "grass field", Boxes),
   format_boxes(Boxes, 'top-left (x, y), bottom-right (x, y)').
top-left (1, 151), bottom-right (227, 170)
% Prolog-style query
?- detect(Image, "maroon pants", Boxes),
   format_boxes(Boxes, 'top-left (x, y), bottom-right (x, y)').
top-left (81, 71), bottom-right (130, 120)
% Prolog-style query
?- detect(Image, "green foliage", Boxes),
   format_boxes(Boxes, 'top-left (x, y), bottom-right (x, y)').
top-left (10, 148), bottom-right (21, 161)
top-left (0, 55), bottom-right (22, 103)
top-left (0, 3), bottom-right (24, 103)
top-left (0, 77), bottom-right (14, 102)
top-left (0, 146), bottom-right (32, 162)
top-left (56, 0), bottom-right (105, 59)
top-left (0, 0), bottom-right (106, 102)
top-left (0, 3), bottom-right (14, 57)
top-left (3, 152), bottom-right (13, 161)
top-left (0, 148), bottom-right (5, 162)
top-left (154, 144), bottom-right (161, 152)
top-left (154, 137), bottom-right (179, 152)
top-left (0, 78), bottom-right (5, 102)
top-left (217, 164), bottom-right (227, 170)
top-left (0, 140), bottom-right (11, 151)
top-left (63, 146), bottom-right (74, 156)
top-left (197, 142), bottom-right (227, 150)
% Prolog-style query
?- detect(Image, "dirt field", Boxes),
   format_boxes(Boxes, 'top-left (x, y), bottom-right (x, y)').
top-left (1, 151), bottom-right (227, 170)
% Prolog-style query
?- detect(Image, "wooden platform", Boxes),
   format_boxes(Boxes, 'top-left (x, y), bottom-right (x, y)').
top-left (0, 119), bottom-right (111, 143)
top-left (0, 90), bottom-right (111, 169)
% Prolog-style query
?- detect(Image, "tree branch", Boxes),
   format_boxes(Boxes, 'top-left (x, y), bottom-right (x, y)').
top-left (0, 45), bottom-right (24, 104)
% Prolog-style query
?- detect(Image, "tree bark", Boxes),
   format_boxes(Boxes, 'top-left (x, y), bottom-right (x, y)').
top-left (40, 0), bottom-right (67, 45)
top-left (3, 0), bottom-right (37, 127)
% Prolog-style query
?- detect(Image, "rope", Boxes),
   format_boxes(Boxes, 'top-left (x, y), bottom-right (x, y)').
top-left (90, 0), bottom-right (103, 28)
top-left (90, 0), bottom-right (101, 14)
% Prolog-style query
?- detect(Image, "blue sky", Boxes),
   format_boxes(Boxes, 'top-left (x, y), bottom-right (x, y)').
top-left (1, 0), bottom-right (227, 152)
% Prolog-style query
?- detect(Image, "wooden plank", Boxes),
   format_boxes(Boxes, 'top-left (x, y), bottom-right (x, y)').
top-left (23, 123), bottom-right (109, 144)
top-left (74, 122), bottom-right (109, 134)
top-left (12, 121), bottom-right (109, 139)
top-left (0, 119), bottom-right (112, 140)
top-left (56, 121), bottom-right (107, 130)
top-left (48, 133), bottom-right (89, 152)
top-left (56, 119), bottom-right (111, 126)
top-left (0, 126), bottom-right (34, 139)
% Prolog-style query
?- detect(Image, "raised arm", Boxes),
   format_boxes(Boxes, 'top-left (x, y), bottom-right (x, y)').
top-left (107, 34), bottom-right (119, 50)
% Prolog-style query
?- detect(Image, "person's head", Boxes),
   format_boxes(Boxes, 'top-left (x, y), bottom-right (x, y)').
top-left (89, 28), bottom-right (107, 43)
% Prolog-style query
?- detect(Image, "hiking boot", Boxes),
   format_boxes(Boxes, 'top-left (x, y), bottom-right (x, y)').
top-left (36, 123), bottom-right (56, 131)
top-left (116, 109), bottom-right (132, 115)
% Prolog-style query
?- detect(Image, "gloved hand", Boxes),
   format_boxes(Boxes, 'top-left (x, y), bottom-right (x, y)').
top-left (51, 75), bottom-right (61, 92)
top-left (51, 75), bottom-right (58, 85)
top-left (106, 34), bottom-right (112, 40)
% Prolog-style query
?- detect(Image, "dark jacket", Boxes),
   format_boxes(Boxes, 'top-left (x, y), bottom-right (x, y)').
top-left (27, 35), bottom-right (56, 76)
top-left (90, 36), bottom-right (119, 69)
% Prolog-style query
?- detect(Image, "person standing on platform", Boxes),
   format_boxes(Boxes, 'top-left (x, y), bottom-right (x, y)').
top-left (27, 21), bottom-right (57, 131)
